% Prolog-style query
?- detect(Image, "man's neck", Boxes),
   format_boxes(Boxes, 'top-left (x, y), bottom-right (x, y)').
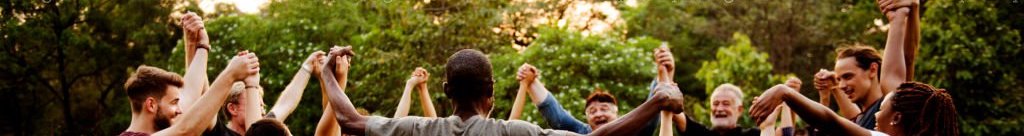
top-left (454, 111), bottom-right (480, 121)
top-left (860, 86), bottom-right (884, 110)
top-left (228, 121), bottom-right (245, 135)
top-left (126, 114), bottom-right (156, 134)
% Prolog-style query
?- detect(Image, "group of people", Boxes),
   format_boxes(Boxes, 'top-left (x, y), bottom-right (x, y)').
top-left (119, 0), bottom-right (960, 135)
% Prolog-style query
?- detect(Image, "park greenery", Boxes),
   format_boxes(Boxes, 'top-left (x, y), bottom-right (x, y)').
top-left (1, 0), bottom-right (1022, 135)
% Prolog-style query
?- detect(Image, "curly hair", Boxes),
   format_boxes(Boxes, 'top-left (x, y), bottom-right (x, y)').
top-left (891, 82), bottom-right (959, 136)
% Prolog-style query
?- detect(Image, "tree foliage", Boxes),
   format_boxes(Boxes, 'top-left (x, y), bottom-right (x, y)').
top-left (1, 0), bottom-right (1022, 135)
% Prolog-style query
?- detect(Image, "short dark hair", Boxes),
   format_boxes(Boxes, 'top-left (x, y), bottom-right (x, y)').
top-left (444, 49), bottom-right (494, 106)
top-left (245, 118), bottom-right (289, 136)
top-left (585, 88), bottom-right (618, 108)
top-left (125, 65), bottom-right (184, 113)
top-left (836, 45), bottom-right (882, 71)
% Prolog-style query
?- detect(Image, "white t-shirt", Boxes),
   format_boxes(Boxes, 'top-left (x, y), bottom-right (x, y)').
top-left (870, 130), bottom-right (889, 136)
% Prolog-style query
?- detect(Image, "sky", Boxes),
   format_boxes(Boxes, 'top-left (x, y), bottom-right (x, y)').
top-left (199, 0), bottom-right (269, 14)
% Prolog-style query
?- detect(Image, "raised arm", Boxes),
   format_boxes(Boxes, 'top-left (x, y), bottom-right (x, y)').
top-left (244, 72), bottom-right (264, 130)
top-left (395, 67), bottom-right (430, 118)
top-left (321, 46), bottom-right (367, 135)
top-left (882, 0), bottom-right (920, 81)
top-left (653, 44), bottom-right (675, 136)
top-left (416, 74), bottom-right (438, 117)
top-left (509, 64), bottom-right (535, 120)
top-left (267, 52), bottom-right (323, 122)
top-left (154, 52), bottom-right (259, 136)
top-left (312, 52), bottom-right (342, 136)
top-left (590, 83), bottom-right (685, 136)
top-left (750, 85), bottom-right (870, 136)
top-left (881, 9), bottom-right (911, 94)
top-left (178, 11), bottom-right (211, 113)
top-left (758, 105), bottom-right (783, 136)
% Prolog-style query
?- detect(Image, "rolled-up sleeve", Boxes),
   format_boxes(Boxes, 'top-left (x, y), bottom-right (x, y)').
top-left (536, 94), bottom-right (592, 134)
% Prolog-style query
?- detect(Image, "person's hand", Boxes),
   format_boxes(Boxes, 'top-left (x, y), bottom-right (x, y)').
top-left (326, 46), bottom-right (355, 78)
top-left (652, 83), bottom-right (685, 113)
top-left (306, 51), bottom-right (326, 76)
top-left (226, 51), bottom-right (260, 80)
top-left (750, 85), bottom-right (792, 124)
top-left (653, 44), bottom-right (675, 83)
top-left (181, 12), bottom-right (210, 50)
top-left (516, 64), bottom-right (539, 86)
top-left (407, 67), bottom-right (429, 85)
top-left (881, 0), bottom-right (918, 13)
top-left (813, 69), bottom-right (837, 93)
top-left (785, 77), bottom-right (802, 91)
top-left (876, 0), bottom-right (892, 17)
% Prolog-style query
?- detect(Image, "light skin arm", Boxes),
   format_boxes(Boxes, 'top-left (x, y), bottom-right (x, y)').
top-left (519, 64), bottom-right (548, 105)
top-left (154, 53), bottom-right (259, 136)
top-left (671, 112), bottom-right (687, 133)
top-left (831, 87), bottom-right (861, 119)
top-left (879, 7), bottom-right (911, 94)
top-left (309, 51), bottom-right (342, 136)
top-left (395, 67), bottom-right (429, 118)
top-left (758, 105), bottom-right (783, 130)
top-left (815, 70), bottom-right (861, 119)
top-left (180, 49), bottom-right (208, 114)
top-left (178, 11), bottom-right (211, 115)
top-left (882, 0), bottom-right (920, 81)
top-left (778, 105), bottom-right (794, 136)
top-left (590, 83), bottom-right (685, 136)
top-left (322, 47), bottom-right (368, 135)
top-left (417, 80), bottom-right (438, 117)
top-left (269, 68), bottom-right (311, 121)
top-left (750, 85), bottom-right (870, 136)
top-left (654, 44), bottom-right (675, 136)
top-left (244, 79), bottom-right (263, 130)
top-left (393, 78), bottom-right (417, 118)
top-left (509, 64), bottom-right (534, 120)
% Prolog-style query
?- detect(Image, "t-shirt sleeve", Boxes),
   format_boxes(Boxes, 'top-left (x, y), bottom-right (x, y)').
top-left (504, 120), bottom-right (584, 136)
top-left (365, 116), bottom-right (438, 136)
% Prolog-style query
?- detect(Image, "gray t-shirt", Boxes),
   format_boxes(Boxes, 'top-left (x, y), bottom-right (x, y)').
top-left (366, 115), bottom-right (583, 136)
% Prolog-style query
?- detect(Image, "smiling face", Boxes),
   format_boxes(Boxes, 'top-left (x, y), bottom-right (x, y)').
top-left (708, 85), bottom-right (742, 129)
top-left (834, 57), bottom-right (877, 104)
top-left (874, 92), bottom-right (902, 135)
top-left (154, 86), bottom-right (182, 131)
top-left (585, 102), bottom-right (618, 129)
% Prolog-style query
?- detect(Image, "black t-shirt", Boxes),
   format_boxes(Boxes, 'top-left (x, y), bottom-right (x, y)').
top-left (855, 100), bottom-right (883, 130)
top-left (203, 120), bottom-right (242, 136)
top-left (682, 117), bottom-right (760, 136)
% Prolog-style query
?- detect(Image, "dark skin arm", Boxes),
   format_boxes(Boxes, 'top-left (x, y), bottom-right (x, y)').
top-left (590, 83), bottom-right (685, 136)
top-left (321, 46), bottom-right (367, 135)
top-left (751, 85), bottom-right (871, 135)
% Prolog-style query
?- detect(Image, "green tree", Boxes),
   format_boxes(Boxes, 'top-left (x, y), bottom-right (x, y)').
top-left (0, 0), bottom-right (187, 135)
top-left (490, 26), bottom-right (663, 126)
top-left (915, 0), bottom-right (1024, 135)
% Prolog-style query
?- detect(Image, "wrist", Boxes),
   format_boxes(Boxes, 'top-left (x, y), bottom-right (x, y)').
top-left (301, 64), bottom-right (312, 73)
top-left (246, 84), bottom-right (261, 89)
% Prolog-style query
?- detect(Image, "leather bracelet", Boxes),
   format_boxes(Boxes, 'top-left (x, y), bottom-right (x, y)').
top-left (301, 64), bottom-right (312, 73)
top-left (245, 85), bottom-right (260, 89)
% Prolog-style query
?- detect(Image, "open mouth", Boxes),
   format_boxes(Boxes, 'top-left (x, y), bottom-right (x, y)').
top-left (843, 88), bottom-right (854, 97)
top-left (594, 119), bottom-right (609, 126)
top-left (713, 111), bottom-right (729, 118)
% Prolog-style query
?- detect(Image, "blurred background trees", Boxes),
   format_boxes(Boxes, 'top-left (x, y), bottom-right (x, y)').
top-left (1, 0), bottom-right (1021, 135)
